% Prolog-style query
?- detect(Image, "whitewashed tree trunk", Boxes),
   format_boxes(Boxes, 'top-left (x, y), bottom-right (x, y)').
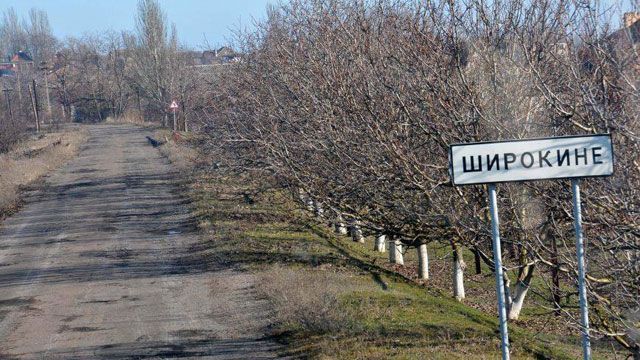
top-left (507, 283), bottom-right (529, 320)
top-left (349, 221), bottom-right (364, 243)
top-left (453, 247), bottom-right (466, 301)
top-left (417, 243), bottom-right (429, 280)
top-left (305, 197), bottom-right (314, 212)
top-left (297, 188), bottom-right (308, 205)
top-left (395, 240), bottom-right (404, 265)
top-left (507, 264), bottom-right (535, 320)
top-left (313, 200), bottom-right (324, 218)
top-left (375, 235), bottom-right (386, 252)
top-left (389, 238), bottom-right (404, 265)
top-left (334, 214), bottom-right (348, 235)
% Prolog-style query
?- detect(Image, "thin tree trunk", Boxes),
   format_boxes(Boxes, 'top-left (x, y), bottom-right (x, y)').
top-left (349, 220), bottom-right (364, 243)
top-left (507, 264), bottom-right (535, 320)
top-left (181, 101), bottom-right (188, 132)
top-left (28, 82), bottom-right (39, 132)
top-left (507, 284), bottom-right (529, 320)
top-left (375, 234), bottom-right (386, 252)
top-left (297, 188), bottom-right (307, 204)
top-left (417, 243), bottom-right (429, 280)
top-left (334, 213), bottom-right (348, 235)
top-left (453, 245), bottom-right (466, 301)
top-left (313, 200), bottom-right (324, 218)
top-left (389, 238), bottom-right (404, 265)
top-left (43, 72), bottom-right (51, 118)
top-left (474, 246), bottom-right (482, 274)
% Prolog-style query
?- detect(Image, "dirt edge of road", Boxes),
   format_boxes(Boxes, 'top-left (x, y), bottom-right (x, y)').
top-left (0, 125), bottom-right (88, 221)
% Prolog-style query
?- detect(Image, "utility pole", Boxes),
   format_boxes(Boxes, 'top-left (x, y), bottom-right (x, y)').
top-left (15, 66), bottom-right (22, 103)
top-left (39, 61), bottom-right (52, 120)
top-left (2, 87), bottom-right (13, 127)
top-left (28, 79), bottom-right (40, 132)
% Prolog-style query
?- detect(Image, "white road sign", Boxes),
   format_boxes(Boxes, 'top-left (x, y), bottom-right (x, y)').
top-left (169, 100), bottom-right (178, 110)
top-left (449, 134), bottom-right (613, 185)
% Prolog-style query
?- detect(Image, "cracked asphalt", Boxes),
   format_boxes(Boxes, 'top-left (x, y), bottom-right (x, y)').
top-left (0, 125), bottom-right (280, 359)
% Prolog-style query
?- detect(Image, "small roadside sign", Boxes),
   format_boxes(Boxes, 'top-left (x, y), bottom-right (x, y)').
top-left (169, 100), bottom-right (179, 131)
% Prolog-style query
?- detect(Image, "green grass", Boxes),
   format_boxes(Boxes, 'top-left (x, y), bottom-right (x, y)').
top-left (188, 171), bottom-right (617, 359)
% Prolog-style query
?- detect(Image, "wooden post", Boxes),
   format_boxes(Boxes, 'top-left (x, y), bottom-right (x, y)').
top-left (3, 88), bottom-right (13, 126)
top-left (40, 63), bottom-right (52, 119)
top-left (28, 79), bottom-right (40, 132)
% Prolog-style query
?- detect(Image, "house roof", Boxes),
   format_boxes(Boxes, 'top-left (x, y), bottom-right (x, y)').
top-left (607, 18), bottom-right (640, 52)
top-left (217, 46), bottom-right (236, 57)
top-left (11, 51), bottom-right (33, 63)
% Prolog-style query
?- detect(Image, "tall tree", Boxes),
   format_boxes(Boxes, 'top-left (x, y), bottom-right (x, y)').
top-left (128, 0), bottom-right (178, 126)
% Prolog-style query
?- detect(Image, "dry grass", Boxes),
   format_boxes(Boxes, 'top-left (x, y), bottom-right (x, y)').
top-left (104, 109), bottom-right (148, 125)
top-left (0, 126), bottom-right (88, 216)
top-left (156, 130), bottom-right (622, 358)
top-left (152, 129), bottom-right (201, 170)
top-left (256, 265), bottom-right (370, 335)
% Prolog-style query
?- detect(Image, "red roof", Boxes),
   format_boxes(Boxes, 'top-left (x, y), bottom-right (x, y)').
top-left (11, 51), bottom-right (33, 63)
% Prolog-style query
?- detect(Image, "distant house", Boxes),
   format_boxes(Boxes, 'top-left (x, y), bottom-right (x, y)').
top-left (202, 50), bottom-right (216, 64)
top-left (10, 51), bottom-right (34, 71)
top-left (0, 51), bottom-right (34, 76)
top-left (180, 46), bottom-right (242, 67)
top-left (215, 46), bottom-right (239, 63)
top-left (182, 51), bottom-right (205, 66)
top-left (0, 63), bottom-right (15, 77)
top-left (606, 12), bottom-right (640, 76)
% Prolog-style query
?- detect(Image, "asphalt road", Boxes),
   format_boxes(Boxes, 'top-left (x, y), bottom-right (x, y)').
top-left (0, 125), bottom-right (280, 359)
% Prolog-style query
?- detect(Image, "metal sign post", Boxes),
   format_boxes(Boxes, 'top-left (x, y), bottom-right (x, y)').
top-left (169, 100), bottom-right (179, 131)
top-left (448, 134), bottom-right (614, 360)
top-left (172, 109), bottom-right (177, 131)
top-left (571, 179), bottom-right (591, 360)
top-left (488, 183), bottom-right (510, 360)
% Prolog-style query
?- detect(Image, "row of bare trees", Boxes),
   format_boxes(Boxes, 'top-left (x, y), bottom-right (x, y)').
top-left (0, 0), bottom-right (207, 152)
top-left (0, 8), bottom-right (56, 151)
top-left (52, 0), bottom-right (205, 129)
top-left (201, 0), bottom-right (639, 356)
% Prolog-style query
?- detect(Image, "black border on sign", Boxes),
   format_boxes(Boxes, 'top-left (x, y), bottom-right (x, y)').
top-left (448, 133), bottom-right (614, 186)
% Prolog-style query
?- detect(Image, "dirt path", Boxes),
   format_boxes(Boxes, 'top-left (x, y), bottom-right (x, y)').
top-left (0, 124), bottom-right (280, 359)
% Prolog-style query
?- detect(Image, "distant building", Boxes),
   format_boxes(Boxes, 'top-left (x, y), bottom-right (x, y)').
top-left (0, 63), bottom-right (15, 77)
top-left (10, 51), bottom-right (34, 71)
top-left (215, 46), bottom-right (240, 63)
top-left (605, 12), bottom-right (640, 80)
top-left (0, 51), bottom-right (34, 77)
top-left (181, 46), bottom-right (242, 67)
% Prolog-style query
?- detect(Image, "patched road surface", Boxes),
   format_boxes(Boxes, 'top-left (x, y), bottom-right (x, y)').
top-left (0, 125), bottom-right (280, 359)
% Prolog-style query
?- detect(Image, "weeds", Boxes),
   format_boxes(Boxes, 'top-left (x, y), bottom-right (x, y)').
top-left (0, 126), bottom-right (88, 215)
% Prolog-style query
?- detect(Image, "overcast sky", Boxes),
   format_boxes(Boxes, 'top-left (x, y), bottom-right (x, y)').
top-left (0, 0), bottom-right (276, 49)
